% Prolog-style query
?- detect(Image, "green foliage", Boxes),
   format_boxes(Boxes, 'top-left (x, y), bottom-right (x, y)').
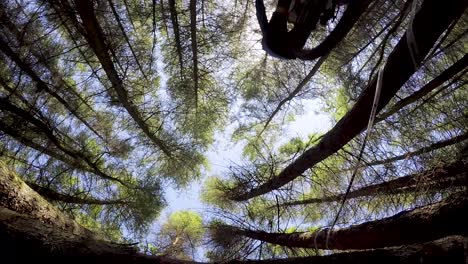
top-left (278, 134), bottom-right (322, 156)
top-left (165, 211), bottom-right (204, 241)
top-left (246, 197), bottom-right (276, 221)
top-left (75, 211), bottom-right (123, 242)
top-left (153, 210), bottom-right (204, 260)
top-left (201, 176), bottom-right (236, 211)
top-left (324, 86), bottom-right (350, 121)
top-left (0, 0), bottom-right (466, 261)
top-left (123, 180), bottom-right (166, 235)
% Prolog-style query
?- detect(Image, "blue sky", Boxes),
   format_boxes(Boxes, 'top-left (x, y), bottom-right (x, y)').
top-left (157, 98), bottom-right (332, 222)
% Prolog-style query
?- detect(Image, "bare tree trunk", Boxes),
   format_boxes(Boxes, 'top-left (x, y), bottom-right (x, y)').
top-left (1, 208), bottom-right (466, 264)
top-left (280, 160), bottom-right (467, 207)
top-left (220, 192), bottom-right (468, 250)
top-left (229, 236), bottom-right (468, 264)
top-left (1, 162), bottom-right (466, 262)
top-left (377, 53), bottom-right (468, 121)
top-left (0, 161), bottom-right (95, 236)
top-left (189, 0), bottom-right (199, 109)
top-left (67, 0), bottom-right (173, 158)
top-left (168, 0), bottom-right (185, 78)
top-left (26, 182), bottom-right (128, 206)
top-left (0, 98), bottom-right (128, 187)
top-left (0, 207), bottom-right (177, 264)
top-left (365, 133), bottom-right (468, 167)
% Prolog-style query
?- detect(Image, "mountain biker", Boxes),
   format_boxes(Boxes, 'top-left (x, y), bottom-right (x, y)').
top-left (256, 0), bottom-right (345, 59)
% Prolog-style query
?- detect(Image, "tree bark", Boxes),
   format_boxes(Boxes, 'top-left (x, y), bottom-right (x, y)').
top-left (26, 182), bottom-right (127, 206)
top-left (0, 161), bottom-right (193, 263)
top-left (1, 162), bottom-right (466, 262)
top-left (168, 0), bottom-right (185, 78)
top-left (229, 0), bottom-right (467, 201)
top-left (280, 160), bottom-right (467, 207)
top-left (0, 207), bottom-right (199, 264)
top-left (221, 192), bottom-right (468, 250)
top-left (189, 0), bottom-right (199, 109)
top-left (230, 236), bottom-right (468, 264)
top-left (0, 161), bottom-right (95, 236)
top-left (1, 206), bottom-right (466, 264)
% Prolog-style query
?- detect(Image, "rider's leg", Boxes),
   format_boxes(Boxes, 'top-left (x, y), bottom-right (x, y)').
top-left (276, 0), bottom-right (291, 14)
top-left (263, 0), bottom-right (296, 59)
top-left (320, 0), bottom-right (336, 25)
top-left (288, 0), bottom-right (325, 51)
top-left (268, 0), bottom-right (291, 36)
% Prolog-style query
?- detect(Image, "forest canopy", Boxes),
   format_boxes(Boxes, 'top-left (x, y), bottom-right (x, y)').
top-left (0, 0), bottom-right (467, 263)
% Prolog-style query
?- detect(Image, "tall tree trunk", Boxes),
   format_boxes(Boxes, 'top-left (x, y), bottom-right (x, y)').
top-left (168, 0), bottom-right (185, 78)
top-left (365, 133), bottom-right (468, 167)
top-left (26, 182), bottom-right (127, 206)
top-left (0, 98), bottom-right (130, 187)
top-left (0, 161), bottom-right (94, 237)
top-left (220, 192), bottom-right (468, 250)
top-left (0, 207), bottom-right (173, 264)
top-left (107, 0), bottom-right (148, 80)
top-left (158, 0), bottom-right (169, 34)
top-left (229, 236), bottom-right (468, 264)
top-left (377, 53), bottom-right (468, 121)
top-left (0, 35), bottom-right (101, 139)
top-left (229, 0), bottom-right (467, 201)
top-left (67, 0), bottom-right (173, 158)
top-left (1, 206), bottom-right (466, 264)
top-left (189, 0), bottom-right (199, 109)
top-left (1, 161), bottom-right (466, 263)
top-left (281, 160), bottom-right (467, 207)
